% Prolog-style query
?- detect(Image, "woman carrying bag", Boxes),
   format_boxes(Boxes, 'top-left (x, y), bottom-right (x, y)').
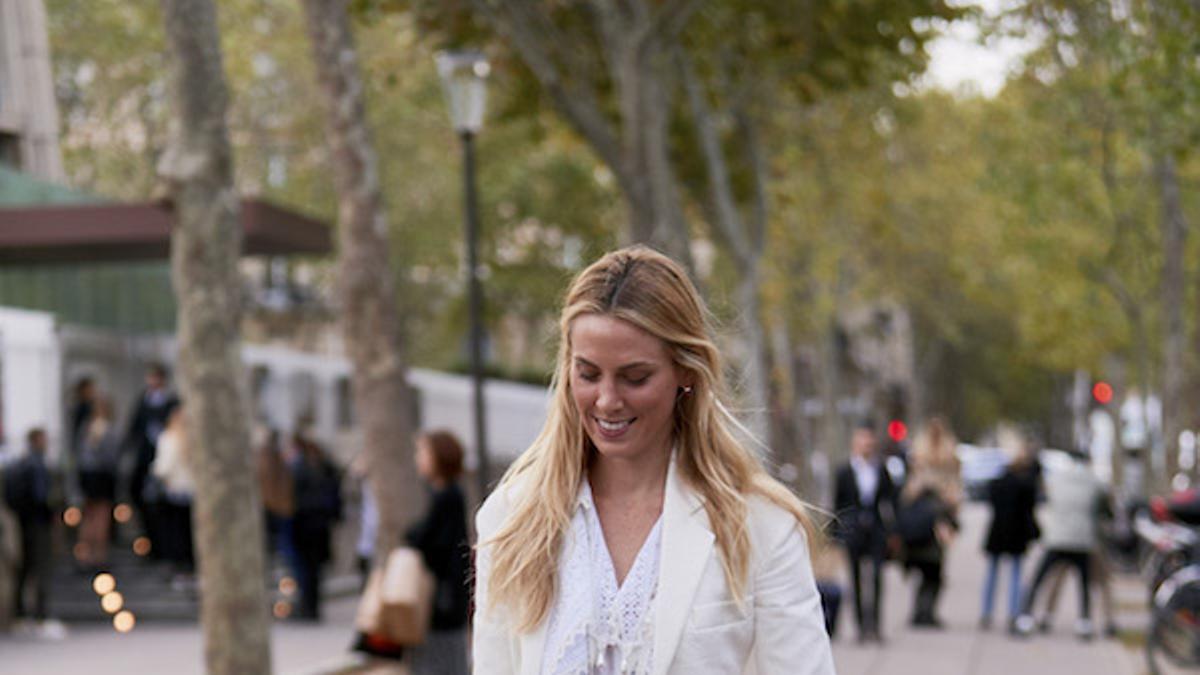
top-left (405, 430), bottom-right (470, 675)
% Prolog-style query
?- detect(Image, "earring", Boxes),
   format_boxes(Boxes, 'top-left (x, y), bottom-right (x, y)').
top-left (681, 385), bottom-right (694, 395)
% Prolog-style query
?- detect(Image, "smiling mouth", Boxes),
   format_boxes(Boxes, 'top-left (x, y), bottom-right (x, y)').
top-left (595, 417), bottom-right (635, 432)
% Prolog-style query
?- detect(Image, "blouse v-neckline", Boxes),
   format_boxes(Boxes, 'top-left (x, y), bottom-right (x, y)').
top-left (539, 479), bottom-right (665, 675)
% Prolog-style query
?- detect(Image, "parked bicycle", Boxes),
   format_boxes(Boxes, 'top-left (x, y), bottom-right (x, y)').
top-left (1141, 491), bottom-right (1200, 675)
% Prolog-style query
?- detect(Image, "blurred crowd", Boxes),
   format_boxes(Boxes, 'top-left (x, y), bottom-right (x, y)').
top-left (0, 362), bottom-right (473, 674)
top-left (819, 417), bottom-right (1120, 644)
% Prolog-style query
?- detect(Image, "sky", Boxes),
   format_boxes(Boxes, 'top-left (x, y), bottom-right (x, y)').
top-left (921, 0), bottom-right (1041, 97)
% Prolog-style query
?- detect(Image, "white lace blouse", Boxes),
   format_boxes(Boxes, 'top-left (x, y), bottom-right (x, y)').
top-left (539, 480), bottom-right (664, 675)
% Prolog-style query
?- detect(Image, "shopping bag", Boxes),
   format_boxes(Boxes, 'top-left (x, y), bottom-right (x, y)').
top-left (355, 547), bottom-right (434, 645)
top-left (355, 567), bottom-right (387, 634)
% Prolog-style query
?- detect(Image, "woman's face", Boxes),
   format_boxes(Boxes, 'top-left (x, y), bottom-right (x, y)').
top-left (569, 314), bottom-right (687, 464)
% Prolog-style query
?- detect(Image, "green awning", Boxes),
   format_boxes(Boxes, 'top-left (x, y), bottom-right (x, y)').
top-left (0, 166), bottom-right (99, 206)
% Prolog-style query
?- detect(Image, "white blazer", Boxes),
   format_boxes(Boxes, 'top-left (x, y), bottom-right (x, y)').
top-left (472, 459), bottom-right (836, 675)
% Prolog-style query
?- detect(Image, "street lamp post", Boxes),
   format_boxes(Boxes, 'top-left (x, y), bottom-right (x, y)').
top-left (437, 51), bottom-right (492, 498)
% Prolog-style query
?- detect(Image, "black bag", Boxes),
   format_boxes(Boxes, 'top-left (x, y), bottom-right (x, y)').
top-left (897, 493), bottom-right (940, 549)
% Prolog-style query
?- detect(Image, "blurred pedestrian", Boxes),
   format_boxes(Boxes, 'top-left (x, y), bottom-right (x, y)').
top-left (290, 426), bottom-right (341, 621)
top-left (1016, 449), bottom-right (1106, 639)
top-left (124, 362), bottom-right (178, 556)
top-left (76, 397), bottom-right (121, 569)
top-left (0, 470), bottom-right (18, 631)
top-left (406, 430), bottom-right (469, 675)
top-left (474, 247), bottom-right (834, 673)
top-left (811, 531), bottom-right (846, 638)
top-left (979, 429), bottom-right (1040, 634)
top-left (898, 417), bottom-right (961, 629)
top-left (256, 427), bottom-right (296, 574)
top-left (68, 377), bottom-right (96, 456)
top-left (4, 429), bottom-right (53, 622)
top-left (152, 403), bottom-right (195, 581)
top-left (1031, 490), bottom-right (1119, 637)
top-left (834, 418), bottom-right (897, 643)
top-left (350, 453), bottom-right (377, 589)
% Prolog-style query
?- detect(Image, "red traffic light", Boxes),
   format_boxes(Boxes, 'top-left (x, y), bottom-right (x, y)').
top-left (1092, 381), bottom-right (1113, 405)
top-left (887, 420), bottom-right (908, 442)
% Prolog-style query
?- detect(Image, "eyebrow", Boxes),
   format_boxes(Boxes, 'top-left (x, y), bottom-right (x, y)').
top-left (573, 356), bottom-right (657, 372)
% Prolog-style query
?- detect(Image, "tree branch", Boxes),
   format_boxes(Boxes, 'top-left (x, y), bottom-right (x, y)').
top-left (473, 0), bottom-right (623, 172)
top-left (635, 0), bottom-right (705, 55)
top-left (735, 103), bottom-right (769, 257)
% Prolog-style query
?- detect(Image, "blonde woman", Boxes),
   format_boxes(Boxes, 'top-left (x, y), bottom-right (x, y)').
top-left (898, 417), bottom-right (962, 628)
top-left (473, 246), bottom-right (834, 675)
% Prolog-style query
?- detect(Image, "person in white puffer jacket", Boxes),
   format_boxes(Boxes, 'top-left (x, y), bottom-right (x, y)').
top-left (1015, 450), bottom-right (1106, 639)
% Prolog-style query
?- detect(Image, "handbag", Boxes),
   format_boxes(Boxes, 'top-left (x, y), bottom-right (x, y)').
top-left (355, 546), bottom-right (435, 645)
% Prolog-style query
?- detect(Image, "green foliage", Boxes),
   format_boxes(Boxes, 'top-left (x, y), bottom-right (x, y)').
top-left (43, 0), bottom-right (1200, 440)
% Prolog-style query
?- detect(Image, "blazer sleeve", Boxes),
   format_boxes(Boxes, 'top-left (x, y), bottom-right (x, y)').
top-left (752, 511), bottom-right (836, 675)
top-left (472, 488), bottom-right (518, 675)
top-left (832, 467), bottom-right (850, 514)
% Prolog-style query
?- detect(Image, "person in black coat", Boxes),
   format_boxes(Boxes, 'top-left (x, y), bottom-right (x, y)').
top-left (5, 428), bottom-right (53, 621)
top-left (979, 438), bottom-right (1040, 634)
top-left (406, 430), bottom-right (470, 675)
top-left (289, 429), bottom-right (342, 621)
top-left (123, 362), bottom-right (178, 555)
top-left (833, 419), bottom-right (898, 642)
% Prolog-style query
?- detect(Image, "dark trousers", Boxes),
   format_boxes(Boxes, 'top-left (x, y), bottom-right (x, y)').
top-left (908, 558), bottom-right (943, 623)
top-left (294, 544), bottom-right (324, 620)
top-left (1023, 549), bottom-right (1092, 619)
top-left (847, 546), bottom-right (885, 637)
top-left (15, 517), bottom-right (50, 620)
top-left (265, 514), bottom-right (298, 572)
top-left (817, 581), bottom-right (843, 637)
top-left (160, 499), bottom-right (194, 570)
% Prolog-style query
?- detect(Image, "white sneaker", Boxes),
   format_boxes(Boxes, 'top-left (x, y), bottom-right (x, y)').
top-left (1074, 618), bottom-right (1094, 640)
top-left (1013, 614), bottom-right (1036, 636)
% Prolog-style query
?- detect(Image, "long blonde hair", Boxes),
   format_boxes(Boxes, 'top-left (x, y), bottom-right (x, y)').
top-left (903, 416), bottom-right (961, 505)
top-left (483, 245), bottom-right (815, 631)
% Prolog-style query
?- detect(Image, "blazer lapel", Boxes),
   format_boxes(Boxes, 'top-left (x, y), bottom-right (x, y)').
top-left (651, 459), bottom-right (714, 675)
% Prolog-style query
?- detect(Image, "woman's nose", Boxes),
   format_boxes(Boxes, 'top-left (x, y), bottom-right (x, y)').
top-left (595, 378), bottom-right (622, 412)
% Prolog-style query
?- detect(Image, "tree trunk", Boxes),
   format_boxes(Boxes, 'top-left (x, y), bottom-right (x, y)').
top-left (615, 52), bottom-right (692, 266)
top-left (1157, 150), bottom-right (1186, 486)
top-left (818, 321), bottom-right (845, 463)
top-left (731, 269), bottom-right (771, 442)
top-left (767, 315), bottom-right (812, 493)
top-left (301, 0), bottom-right (421, 557)
top-left (674, 49), bottom-right (775, 442)
top-left (156, 1), bottom-right (270, 673)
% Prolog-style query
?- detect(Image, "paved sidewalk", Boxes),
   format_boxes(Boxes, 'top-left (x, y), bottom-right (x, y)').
top-left (831, 504), bottom-right (1149, 675)
top-left (1, 504), bottom-right (1152, 674)
top-left (0, 596), bottom-right (374, 675)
